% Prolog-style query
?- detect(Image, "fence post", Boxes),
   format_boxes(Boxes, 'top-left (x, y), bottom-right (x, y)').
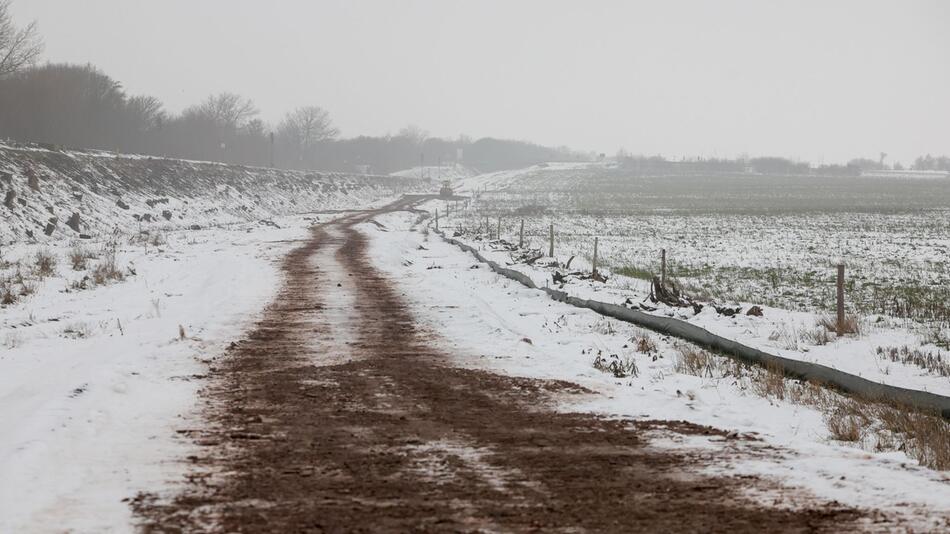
top-left (435, 209), bottom-right (439, 231)
top-left (549, 223), bottom-right (554, 257)
top-left (837, 262), bottom-right (845, 336)
top-left (497, 217), bottom-right (501, 240)
top-left (592, 237), bottom-right (599, 274)
top-left (519, 219), bottom-right (524, 248)
top-left (661, 248), bottom-right (667, 287)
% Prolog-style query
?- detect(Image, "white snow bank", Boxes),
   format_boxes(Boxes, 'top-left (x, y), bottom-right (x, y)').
top-left (0, 215), bottom-right (315, 532)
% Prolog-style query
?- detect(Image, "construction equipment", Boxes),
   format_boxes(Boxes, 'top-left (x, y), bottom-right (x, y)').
top-left (439, 180), bottom-right (453, 198)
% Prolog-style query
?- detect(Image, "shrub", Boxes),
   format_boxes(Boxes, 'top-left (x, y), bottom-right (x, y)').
top-left (750, 361), bottom-right (787, 400)
top-left (34, 250), bottom-right (57, 278)
top-left (817, 314), bottom-right (861, 336)
top-left (69, 246), bottom-right (95, 271)
top-left (593, 354), bottom-right (638, 378)
top-left (825, 408), bottom-right (866, 442)
top-left (674, 345), bottom-right (718, 377)
top-left (91, 254), bottom-right (125, 285)
top-left (0, 284), bottom-right (15, 305)
top-left (634, 335), bottom-right (657, 354)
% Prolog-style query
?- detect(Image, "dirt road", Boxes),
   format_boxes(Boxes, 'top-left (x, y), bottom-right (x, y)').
top-left (134, 199), bottom-right (872, 532)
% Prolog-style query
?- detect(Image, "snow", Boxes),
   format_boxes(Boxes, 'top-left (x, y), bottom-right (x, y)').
top-left (0, 142), bottom-right (425, 244)
top-left (391, 164), bottom-right (478, 182)
top-left (362, 208), bottom-right (950, 527)
top-left (2, 147), bottom-right (947, 530)
top-left (0, 216), bottom-right (319, 532)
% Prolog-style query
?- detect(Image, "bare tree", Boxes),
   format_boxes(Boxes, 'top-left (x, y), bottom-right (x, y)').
top-left (190, 92), bottom-right (259, 129)
top-left (396, 124), bottom-right (428, 147)
top-left (277, 106), bottom-right (338, 153)
top-left (127, 95), bottom-right (165, 130)
top-left (0, 0), bottom-right (43, 76)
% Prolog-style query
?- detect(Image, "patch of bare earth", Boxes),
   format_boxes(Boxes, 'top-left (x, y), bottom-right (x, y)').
top-left (133, 199), bottom-right (882, 532)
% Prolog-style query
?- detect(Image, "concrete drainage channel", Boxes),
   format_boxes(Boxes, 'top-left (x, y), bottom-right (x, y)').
top-left (432, 228), bottom-right (950, 420)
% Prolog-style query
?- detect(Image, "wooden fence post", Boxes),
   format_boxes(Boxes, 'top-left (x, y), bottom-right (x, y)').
top-left (592, 237), bottom-right (599, 274)
top-left (661, 248), bottom-right (667, 287)
top-left (435, 209), bottom-right (439, 231)
top-left (837, 263), bottom-right (845, 336)
top-left (497, 217), bottom-right (501, 240)
top-left (519, 219), bottom-right (524, 248)
top-left (549, 223), bottom-right (554, 257)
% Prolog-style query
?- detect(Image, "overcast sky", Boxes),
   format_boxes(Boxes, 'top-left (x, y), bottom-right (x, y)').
top-left (10, 0), bottom-right (950, 164)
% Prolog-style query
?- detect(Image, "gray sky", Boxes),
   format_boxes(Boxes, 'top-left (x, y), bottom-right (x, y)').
top-left (11, 0), bottom-right (950, 164)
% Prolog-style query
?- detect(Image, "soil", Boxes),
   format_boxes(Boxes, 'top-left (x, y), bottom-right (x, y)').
top-left (133, 198), bottom-right (878, 533)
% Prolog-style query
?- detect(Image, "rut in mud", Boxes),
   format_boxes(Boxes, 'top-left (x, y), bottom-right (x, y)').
top-left (134, 199), bottom-right (874, 532)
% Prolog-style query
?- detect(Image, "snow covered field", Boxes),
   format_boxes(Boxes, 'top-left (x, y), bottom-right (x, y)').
top-left (0, 215), bottom-right (327, 531)
top-left (434, 164), bottom-right (950, 397)
top-left (2, 151), bottom-right (948, 530)
top-left (364, 208), bottom-right (950, 528)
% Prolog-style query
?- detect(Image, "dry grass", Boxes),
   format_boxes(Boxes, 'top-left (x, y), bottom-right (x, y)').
top-left (824, 407), bottom-right (867, 442)
top-left (33, 249), bottom-right (57, 278)
top-left (671, 344), bottom-right (950, 470)
top-left (876, 345), bottom-right (950, 377)
top-left (0, 283), bottom-right (15, 305)
top-left (91, 254), bottom-right (125, 285)
top-left (633, 334), bottom-right (657, 354)
top-left (674, 345), bottom-right (719, 377)
top-left (750, 361), bottom-right (787, 400)
top-left (817, 314), bottom-right (861, 336)
top-left (593, 354), bottom-right (638, 378)
top-left (801, 327), bottom-right (832, 346)
top-left (1, 268), bottom-right (35, 305)
top-left (69, 246), bottom-right (95, 271)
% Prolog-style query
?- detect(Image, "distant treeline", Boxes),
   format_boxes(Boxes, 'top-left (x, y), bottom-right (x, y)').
top-left (0, 63), bottom-right (588, 174)
top-left (616, 153), bottom-right (950, 176)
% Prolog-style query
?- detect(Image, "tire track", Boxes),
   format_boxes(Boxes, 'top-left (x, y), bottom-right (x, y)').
top-left (134, 198), bottom-right (875, 532)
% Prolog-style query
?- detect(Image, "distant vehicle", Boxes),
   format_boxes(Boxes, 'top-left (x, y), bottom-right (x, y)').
top-left (439, 180), bottom-right (453, 198)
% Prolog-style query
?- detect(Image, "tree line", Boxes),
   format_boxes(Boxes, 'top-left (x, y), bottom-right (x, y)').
top-left (1, 2), bottom-right (944, 176)
top-left (0, 3), bottom-right (586, 174)
top-left (616, 153), bottom-right (950, 177)
top-left (0, 61), bottom-right (586, 174)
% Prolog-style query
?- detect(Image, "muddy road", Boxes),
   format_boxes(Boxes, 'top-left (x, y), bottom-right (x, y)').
top-left (134, 198), bottom-right (873, 532)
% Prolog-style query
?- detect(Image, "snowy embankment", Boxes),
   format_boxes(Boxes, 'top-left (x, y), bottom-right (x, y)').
top-left (361, 209), bottom-right (950, 528)
top-left (0, 145), bottom-right (425, 531)
top-left (391, 164), bottom-right (478, 182)
top-left (0, 142), bottom-right (424, 244)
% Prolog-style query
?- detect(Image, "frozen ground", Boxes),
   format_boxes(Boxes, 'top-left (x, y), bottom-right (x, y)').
top-left (364, 207), bottom-right (950, 528)
top-left (2, 153), bottom-right (948, 530)
top-left (0, 142), bottom-right (425, 244)
top-left (0, 144), bottom-right (427, 531)
top-left (436, 164), bottom-right (950, 397)
top-left (0, 214), bottom-right (326, 532)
